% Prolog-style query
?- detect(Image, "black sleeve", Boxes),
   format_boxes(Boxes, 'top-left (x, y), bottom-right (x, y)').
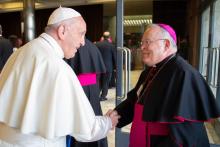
top-left (114, 89), bottom-right (137, 128)
top-left (114, 69), bottom-right (148, 128)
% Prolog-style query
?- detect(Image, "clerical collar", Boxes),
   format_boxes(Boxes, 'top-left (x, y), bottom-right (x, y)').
top-left (154, 54), bottom-right (176, 68)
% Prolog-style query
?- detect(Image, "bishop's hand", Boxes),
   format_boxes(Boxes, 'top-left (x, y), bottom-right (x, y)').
top-left (105, 109), bottom-right (120, 129)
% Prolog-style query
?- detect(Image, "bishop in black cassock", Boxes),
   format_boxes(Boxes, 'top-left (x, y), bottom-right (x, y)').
top-left (114, 24), bottom-right (220, 147)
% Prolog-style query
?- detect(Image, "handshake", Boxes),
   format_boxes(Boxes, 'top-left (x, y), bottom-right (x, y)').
top-left (105, 109), bottom-right (121, 129)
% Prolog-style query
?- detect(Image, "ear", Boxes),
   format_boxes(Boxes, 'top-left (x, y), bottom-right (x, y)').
top-left (57, 25), bottom-right (65, 40)
top-left (164, 39), bottom-right (170, 51)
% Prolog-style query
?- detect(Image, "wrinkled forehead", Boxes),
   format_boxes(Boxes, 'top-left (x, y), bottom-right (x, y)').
top-left (142, 26), bottom-right (162, 40)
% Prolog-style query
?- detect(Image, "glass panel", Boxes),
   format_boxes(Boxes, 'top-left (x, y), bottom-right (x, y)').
top-left (200, 7), bottom-right (210, 78)
top-left (209, 0), bottom-right (220, 95)
top-left (212, 0), bottom-right (220, 48)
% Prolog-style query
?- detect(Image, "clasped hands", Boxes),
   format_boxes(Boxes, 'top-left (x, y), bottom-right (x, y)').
top-left (105, 109), bottom-right (120, 129)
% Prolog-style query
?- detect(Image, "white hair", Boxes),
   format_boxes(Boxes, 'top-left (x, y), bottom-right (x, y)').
top-left (45, 17), bottom-right (76, 33)
top-left (146, 24), bottom-right (177, 51)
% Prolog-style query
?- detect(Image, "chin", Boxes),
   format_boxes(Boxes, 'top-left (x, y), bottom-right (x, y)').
top-left (143, 60), bottom-right (152, 66)
top-left (142, 58), bottom-right (149, 64)
top-left (65, 54), bottom-right (75, 59)
top-left (70, 53), bottom-right (76, 58)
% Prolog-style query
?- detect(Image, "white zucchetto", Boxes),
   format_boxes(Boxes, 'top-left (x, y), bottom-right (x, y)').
top-left (47, 7), bottom-right (81, 25)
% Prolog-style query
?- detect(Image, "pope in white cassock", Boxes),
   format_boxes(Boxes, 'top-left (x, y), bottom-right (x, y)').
top-left (0, 7), bottom-right (119, 147)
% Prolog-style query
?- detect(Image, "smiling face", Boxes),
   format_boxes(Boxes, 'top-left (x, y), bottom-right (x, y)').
top-left (140, 25), bottom-right (168, 66)
top-left (61, 17), bottom-right (86, 59)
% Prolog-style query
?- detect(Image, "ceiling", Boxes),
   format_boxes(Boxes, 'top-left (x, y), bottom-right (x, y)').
top-left (0, 0), bottom-right (153, 16)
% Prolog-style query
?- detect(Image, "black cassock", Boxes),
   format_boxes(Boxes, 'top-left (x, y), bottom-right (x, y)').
top-left (65, 39), bottom-right (107, 147)
top-left (0, 36), bottom-right (13, 71)
top-left (115, 54), bottom-right (220, 147)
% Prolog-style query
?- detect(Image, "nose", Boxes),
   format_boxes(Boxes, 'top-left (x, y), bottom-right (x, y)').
top-left (140, 44), bottom-right (146, 50)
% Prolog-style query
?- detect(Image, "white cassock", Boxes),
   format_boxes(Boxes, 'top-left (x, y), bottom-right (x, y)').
top-left (0, 33), bottom-right (112, 147)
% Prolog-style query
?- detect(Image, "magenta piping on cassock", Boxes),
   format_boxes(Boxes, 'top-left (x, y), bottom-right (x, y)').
top-left (77, 73), bottom-right (96, 86)
top-left (174, 116), bottom-right (216, 122)
top-left (151, 116), bottom-right (217, 123)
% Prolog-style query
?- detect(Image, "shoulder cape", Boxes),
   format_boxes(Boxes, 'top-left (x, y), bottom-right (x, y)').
top-left (142, 55), bottom-right (220, 122)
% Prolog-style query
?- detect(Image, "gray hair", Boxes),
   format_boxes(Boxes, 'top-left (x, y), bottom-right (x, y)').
top-left (146, 24), bottom-right (177, 50)
top-left (45, 23), bottom-right (60, 33)
top-left (45, 18), bottom-right (76, 33)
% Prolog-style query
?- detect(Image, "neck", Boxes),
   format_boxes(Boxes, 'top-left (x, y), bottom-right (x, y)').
top-left (154, 53), bottom-right (175, 67)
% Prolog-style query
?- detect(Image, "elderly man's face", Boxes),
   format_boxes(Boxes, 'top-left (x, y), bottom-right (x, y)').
top-left (63, 17), bottom-right (86, 59)
top-left (140, 26), bottom-right (167, 66)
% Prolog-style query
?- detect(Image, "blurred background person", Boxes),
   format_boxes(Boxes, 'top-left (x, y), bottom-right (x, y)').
top-left (0, 24), bottom-right (13, 72)
top-left (8, 35), bottom-right (18, 52)
top-left (96, 31), bottom-right (116, 101)
top-left (8, 35), bottom-right (23, 52)
top-left (178, 36), bottom-right (189, 61)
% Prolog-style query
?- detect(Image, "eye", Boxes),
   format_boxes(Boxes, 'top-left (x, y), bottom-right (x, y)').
top-left (141, 40), bottom-right (150, 46)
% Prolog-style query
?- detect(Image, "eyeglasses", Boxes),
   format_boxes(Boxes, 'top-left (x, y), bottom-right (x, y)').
top-left (140, 39), bottom-right (166, 46)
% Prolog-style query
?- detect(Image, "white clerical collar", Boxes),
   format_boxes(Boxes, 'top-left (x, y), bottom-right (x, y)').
top-left (40, 33), bottom-right (64, 58)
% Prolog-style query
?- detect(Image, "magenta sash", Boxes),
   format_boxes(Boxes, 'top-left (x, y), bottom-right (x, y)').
top-left (129, 103), bottom-right (169, 147)
top-left (77, 73), bottom-right (96, 86)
